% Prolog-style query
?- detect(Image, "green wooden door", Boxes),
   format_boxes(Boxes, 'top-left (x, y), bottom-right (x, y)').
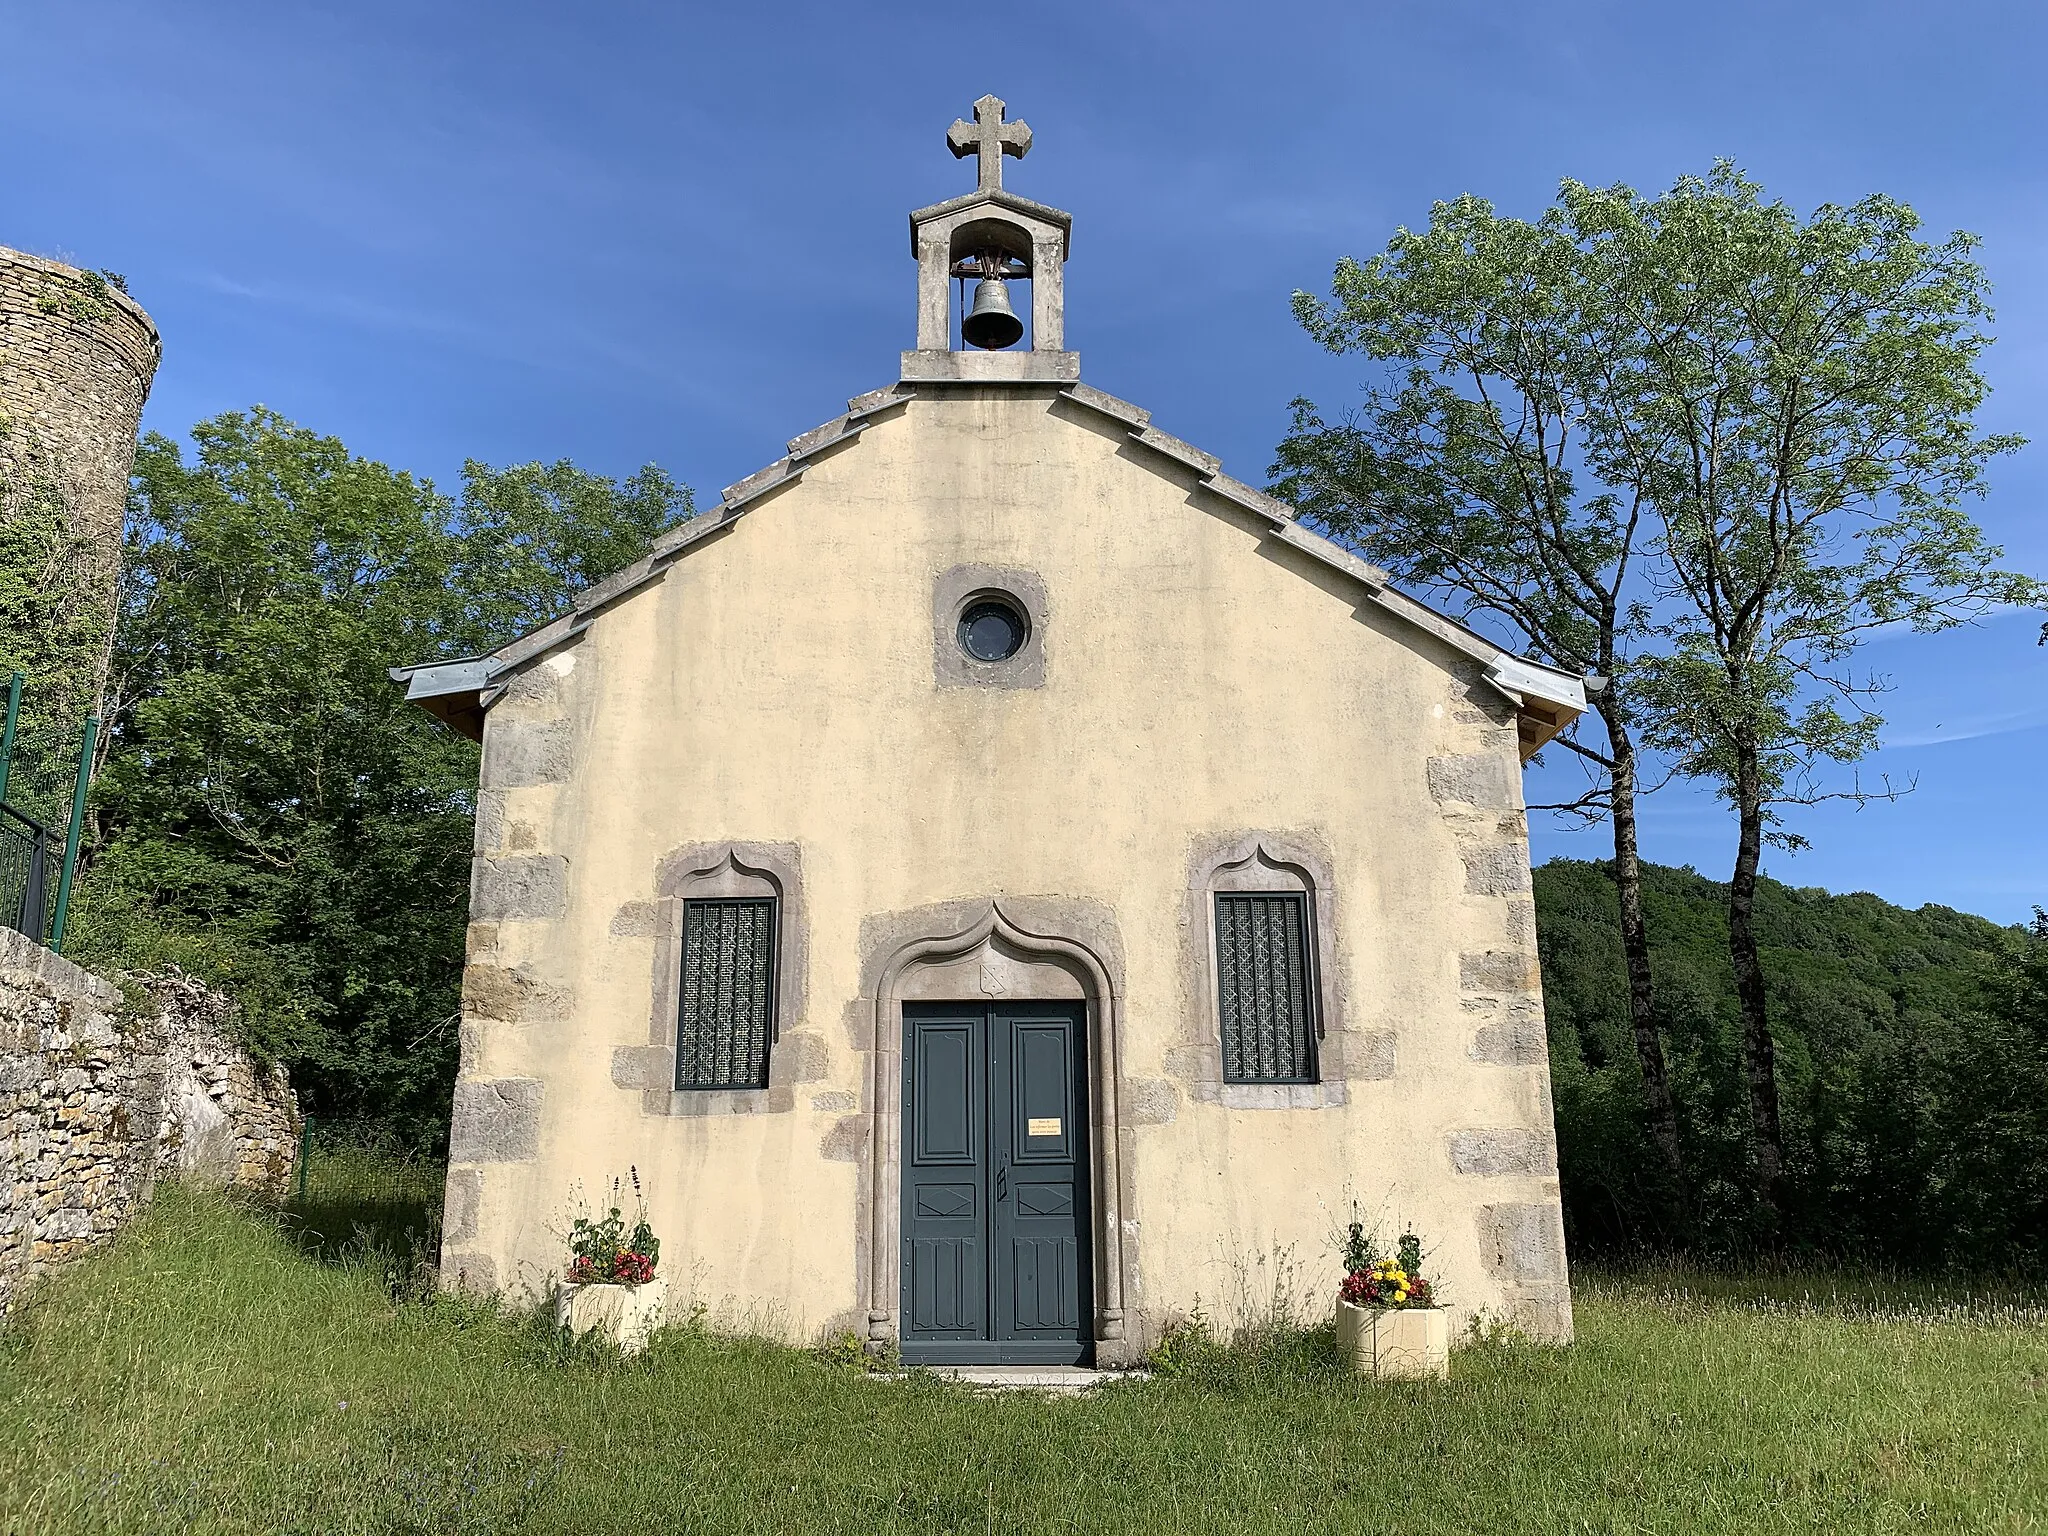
top-left (901, 1002), bottom-right (1092, 1365)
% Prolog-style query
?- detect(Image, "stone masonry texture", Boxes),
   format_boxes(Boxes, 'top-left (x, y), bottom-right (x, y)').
top-left (0, 246), bottom-right (161, 701)
top-left (0, 928), bottom-right (297, 1315)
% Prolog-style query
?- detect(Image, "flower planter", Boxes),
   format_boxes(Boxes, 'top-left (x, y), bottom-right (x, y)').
top-left (555, 1274), bottom-right (669, 1354)
top-left (1335, 1300), bottom-right (1448, 1380)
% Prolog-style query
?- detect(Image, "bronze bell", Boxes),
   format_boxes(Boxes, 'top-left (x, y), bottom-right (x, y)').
top-left (961, 277), bottom-right (1023, 349)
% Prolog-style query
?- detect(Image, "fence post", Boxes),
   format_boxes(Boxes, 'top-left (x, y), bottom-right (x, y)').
top-left (297, 1114), bottom-right (313, 1204)
top-left (0, 671), bottom-right (20, 811)
top-left (0, 672), bottom-right (21, 806)
top-left (50, 714), bottom-right (97, 955)
top-left (17, 821), bottom-right (49, 943)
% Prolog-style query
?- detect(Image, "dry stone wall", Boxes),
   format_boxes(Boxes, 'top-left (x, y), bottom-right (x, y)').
top-left (139, 966), bottom-right (301, 1198)
top-left (0, 929), bottom-right (297, 1315)
top-left (0, 930), bottom-right (160, 1315)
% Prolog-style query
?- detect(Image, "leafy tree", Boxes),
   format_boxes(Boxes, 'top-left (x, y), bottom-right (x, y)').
top-left (1586, 166), bottom-right (2039, 1214)
top-left (1275, 187), bottom-right (1691, 1201)
top-left (448, 456), bottom-right (690, 651)
top-left (1280, 166), bottom-right (2040, 1229)
top-left (69, 408), bottom-right (689, 1143)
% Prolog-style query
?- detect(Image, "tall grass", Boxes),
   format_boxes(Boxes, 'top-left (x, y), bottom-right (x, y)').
top-left (285, 1142), bottom-right (444, 1279)
top-left (1, 1184), bottom-right (2043, 1534)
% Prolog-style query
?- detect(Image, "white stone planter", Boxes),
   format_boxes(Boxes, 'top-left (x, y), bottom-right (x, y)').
top-left (555, 1275), bottom-right (669, 1354)
top-left (1335, 1300), bottom-right (1449, 1379)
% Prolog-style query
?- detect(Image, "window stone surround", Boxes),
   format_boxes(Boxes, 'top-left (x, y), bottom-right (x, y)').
top-left (932, 563), bottom-right (1049, 689)
top-left (1171, 830), bottom-right (1393, 1109)
top-left (609, 840), bottom-right (824, 1116)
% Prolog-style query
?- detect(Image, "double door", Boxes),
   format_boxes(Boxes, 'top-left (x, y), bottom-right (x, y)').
top-left (900, 1002), bottom-right (1092, 1365)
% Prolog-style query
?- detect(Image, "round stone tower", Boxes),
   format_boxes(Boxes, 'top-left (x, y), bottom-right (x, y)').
top-left (0, 244), bottom-right (161, 715)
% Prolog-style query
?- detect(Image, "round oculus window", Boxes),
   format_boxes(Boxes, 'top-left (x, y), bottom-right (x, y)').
top-left (958, 597), bottom-right (1028, 663)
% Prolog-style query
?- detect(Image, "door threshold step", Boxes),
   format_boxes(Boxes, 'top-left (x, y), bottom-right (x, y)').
top-left (919, 1365), bottom-right (1150, 1392)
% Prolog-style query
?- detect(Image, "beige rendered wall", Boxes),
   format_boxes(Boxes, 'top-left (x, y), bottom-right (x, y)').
top-left (442, 386), bottom-right (1570, 1357)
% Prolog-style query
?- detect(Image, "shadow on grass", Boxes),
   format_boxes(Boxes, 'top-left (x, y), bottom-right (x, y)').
top-left (282, 1144), bottom-right (446, 1289)
top-left (1578, 1253), bottom-right (2048, 1323)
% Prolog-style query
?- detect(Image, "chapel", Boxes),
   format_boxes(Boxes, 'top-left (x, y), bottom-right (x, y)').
top-left (394, 97), bottom-right (1585, 1365)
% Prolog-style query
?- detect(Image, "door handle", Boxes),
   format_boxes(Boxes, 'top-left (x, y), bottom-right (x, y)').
top-left (996, 1165), bottom-right (1008, 1202)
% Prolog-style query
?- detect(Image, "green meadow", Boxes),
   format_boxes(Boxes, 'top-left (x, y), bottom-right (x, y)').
top-left (1, 1175), bottom-right (2043, 1535)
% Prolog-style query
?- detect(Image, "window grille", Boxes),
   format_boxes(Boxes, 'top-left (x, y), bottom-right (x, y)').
top-left (674, 898), bottom-right (777, 1089)
top-left (1214, 892), bottom-right (1318, 1083)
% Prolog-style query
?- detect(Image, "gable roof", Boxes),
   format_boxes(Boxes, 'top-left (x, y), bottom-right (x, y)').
top-left (390, 380), bottom-right (1589, 760)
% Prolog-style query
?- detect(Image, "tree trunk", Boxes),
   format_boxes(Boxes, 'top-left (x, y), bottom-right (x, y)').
top-left (1601, 704), bottom-right (1684, 1193)
top-left (1727, 737), bottom-right (1785, 1217)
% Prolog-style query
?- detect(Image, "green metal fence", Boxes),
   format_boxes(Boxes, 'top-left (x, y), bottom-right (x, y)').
top-left (284, 1115), bottom-right (447, 1274)
top-left (0, 670), bottom-right (98, 954)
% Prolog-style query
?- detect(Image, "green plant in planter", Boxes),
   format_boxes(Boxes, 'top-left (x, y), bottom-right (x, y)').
top-left (566, 1168), bottom-right (661, 1287)
top-left (1338, 1222), bottom-right (1436, 1309)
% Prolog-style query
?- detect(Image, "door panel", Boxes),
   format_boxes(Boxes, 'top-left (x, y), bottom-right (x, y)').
top-left (1009, 1023), bottom-right (1075, 1161)
top-left (990, 1005), bottom-right (1091, 1361)
top-left (1008, 1237), bottom-right (1079, 1331)
top-left (913, 1024), bottom-right (977, 1164)
top-left (902, 1001), bottom-right (1091, 1365)
top-left (901, 1008), bottom-right (987, 1348)
top-left (910, 1237), bottom-right (980, 1332)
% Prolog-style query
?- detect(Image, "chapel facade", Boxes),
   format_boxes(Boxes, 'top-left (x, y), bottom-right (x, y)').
top-left (395, 98), bottom-right (1585, 1365)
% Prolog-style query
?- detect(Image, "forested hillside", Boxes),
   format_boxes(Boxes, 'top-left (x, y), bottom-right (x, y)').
top-left (1537, 859), bottom-right (2047, 1268)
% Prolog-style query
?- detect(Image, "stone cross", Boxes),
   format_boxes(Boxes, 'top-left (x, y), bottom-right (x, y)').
top-left (947, 94), bottom-right (1032, 193)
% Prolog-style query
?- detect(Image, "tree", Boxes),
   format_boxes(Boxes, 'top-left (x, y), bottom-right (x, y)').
top-left (1585, 166), bottom-right (2039, 1215)
top-left (1274, 190), bottom-right (1691, 1205)
top-left (71, 408), bottom-right (690, 1142)
top-left (1279, 166), bottom-right (2040, 1229)
top-left (1534, 856), bottom-right (2045, 1269)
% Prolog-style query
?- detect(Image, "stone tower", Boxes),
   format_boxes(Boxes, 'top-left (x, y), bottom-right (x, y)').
top-left (0, 245), bottom-right (160, 722)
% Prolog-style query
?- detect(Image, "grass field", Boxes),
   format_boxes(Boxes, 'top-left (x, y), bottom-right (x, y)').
top-left (1, 1178), bottom-right (2044, 1535)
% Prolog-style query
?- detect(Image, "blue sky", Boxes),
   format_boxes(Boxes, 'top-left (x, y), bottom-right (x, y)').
top-left (4, 1), bottom-right (2043, 921)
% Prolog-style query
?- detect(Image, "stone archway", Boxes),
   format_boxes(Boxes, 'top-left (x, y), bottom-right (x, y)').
top-left (861, 899), bottom-right (1130, 1362)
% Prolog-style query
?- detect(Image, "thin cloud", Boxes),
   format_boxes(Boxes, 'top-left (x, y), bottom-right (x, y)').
top-left (1886, 707), bottom-right (2048, 749)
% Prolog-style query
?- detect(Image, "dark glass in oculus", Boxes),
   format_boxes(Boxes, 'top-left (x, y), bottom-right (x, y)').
top-left (959, 599), bottom-right (1027, 662)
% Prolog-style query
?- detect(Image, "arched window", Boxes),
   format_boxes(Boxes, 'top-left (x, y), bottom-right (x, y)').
top-left (1207, 850), bottom-right (1320, 1085)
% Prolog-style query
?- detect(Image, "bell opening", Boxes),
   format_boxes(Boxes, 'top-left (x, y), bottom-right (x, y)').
top-left (961, 277), bottom-right (1025, 350)
top-left (951, 242), bottom-right (1032, 351)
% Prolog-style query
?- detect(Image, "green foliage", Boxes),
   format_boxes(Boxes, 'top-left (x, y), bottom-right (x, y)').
top-left (0, 424), bottom-right (107, 817)
top-left (1583, 163), bottom-right (2038, 834)
top-left (1341, 1220), bottom-right (1378, 1275)
top-left (5, 1186), bottom-right (2044, 1532)
top-left (68, 408), bottom-right (690, 1145)
top-left (32, 268), bottom-right (123, 324)
top-left (1537, 857), bottom-right (2046, 1267)
top-left (1279, 162), bottom-right (2038, 821)
top-left (817, 1329), bottom-right (892, 1374)
top-left (1272, 175), bottom-right (1659, 692)
top-left (1279, 162), bottom-right (2041, 1219)
top-left (565, 1169), bottom-right (661, 1286)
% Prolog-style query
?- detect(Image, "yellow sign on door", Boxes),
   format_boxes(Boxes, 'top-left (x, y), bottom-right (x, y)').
top-left (1027, 1116), bottom-right (1061, 1138)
